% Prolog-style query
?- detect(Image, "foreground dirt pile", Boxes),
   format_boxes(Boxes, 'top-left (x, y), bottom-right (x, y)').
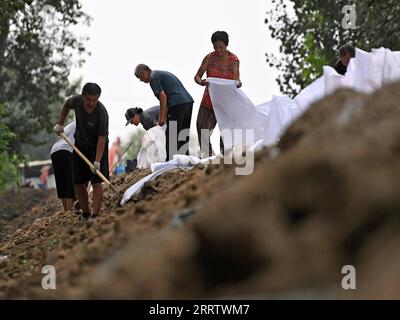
top-left (1, 81), bottom-right (400, 299)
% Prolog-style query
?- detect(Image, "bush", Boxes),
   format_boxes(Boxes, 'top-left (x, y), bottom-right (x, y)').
top-left (0, 104), bottom-right (20, 192)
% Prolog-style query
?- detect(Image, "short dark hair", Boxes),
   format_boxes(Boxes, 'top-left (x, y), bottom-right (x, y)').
top-left (125, 107), bottom-right (143, 126)
top-left (135, 64), bottom-right (151, 77)
top-left (338, 44), bottom-right (355, 58)
top-left (211, 31), bottom-right (229, 46)
top-left (82, 82), bottom-right (102, 96)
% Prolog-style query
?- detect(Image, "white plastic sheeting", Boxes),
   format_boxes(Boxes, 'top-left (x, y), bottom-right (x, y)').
top-left (208, 47), bottom-right (400, 147)
top-left (257, 96), bottom-right (302, 146)
top-left (296, 47), bottom-right (400, 106)
top-left (136, 125), bottom-right (167, 169)
top-left (120, 154), bottom-right (216, 206)
top-left (150, 154), bottom-right (216, 172)
top-left (120, 165), bottom-right (174, 206)
top-left (120, 47), bottom-right (400, 206)
top-left (207, 78), bottom-right (303, 148)
top-left (349, 48), bottom-right (400, 93)
top-left (207, 77), bottom-right (267, 150)
top-left (293, 77), bottom-right (325, 112)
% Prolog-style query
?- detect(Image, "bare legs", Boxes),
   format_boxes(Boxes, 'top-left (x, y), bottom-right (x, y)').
top-left (75, 183), bottom-right (103, 216)
top-left (61, 198), bottom-right (73, 212)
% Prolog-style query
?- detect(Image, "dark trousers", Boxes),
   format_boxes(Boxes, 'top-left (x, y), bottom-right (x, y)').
top-left (51, 150), bottom-right (75, 199)
top-left (166, 102), bottom-right (193, 161)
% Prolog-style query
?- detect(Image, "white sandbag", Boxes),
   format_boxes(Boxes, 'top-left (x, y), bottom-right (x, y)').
top-left (136, 125), bottom-right (166, 169)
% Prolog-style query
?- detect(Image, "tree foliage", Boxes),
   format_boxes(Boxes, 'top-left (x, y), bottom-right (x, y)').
top-left (0, 0), bottom-right (90, 153)
top-left (265, 0), bottom-right (400, 96)
top-left (125, 128), bottom-right (146, 162)
top-left (0, 103), bottom-right (19, 191)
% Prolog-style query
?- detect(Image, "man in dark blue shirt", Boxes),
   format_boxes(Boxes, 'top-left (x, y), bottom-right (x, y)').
top-left (135, 64), bottom-right (194, 160)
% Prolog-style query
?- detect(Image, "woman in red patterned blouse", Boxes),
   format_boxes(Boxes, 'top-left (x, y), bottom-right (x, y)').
top-left (194, 31), bottom-right (242, 157)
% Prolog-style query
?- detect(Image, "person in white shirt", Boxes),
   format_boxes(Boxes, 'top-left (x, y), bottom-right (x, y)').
top-left (50, 121), bottom-right (76, 212)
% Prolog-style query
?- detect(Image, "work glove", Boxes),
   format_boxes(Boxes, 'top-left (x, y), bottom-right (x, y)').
top-left (91, 161), bottom-right (101, 174)
top-left (53, 124), bottom-right (64, 135)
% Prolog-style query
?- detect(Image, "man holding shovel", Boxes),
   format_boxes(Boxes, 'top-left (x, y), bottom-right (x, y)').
top-left (53, 83), bottom-right (109, 219)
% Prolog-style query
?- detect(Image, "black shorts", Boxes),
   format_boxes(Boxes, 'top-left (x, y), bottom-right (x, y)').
top-left (72, 145), bottom-right (109, 185)
top-left (51, 150), bottom-right (75, 199)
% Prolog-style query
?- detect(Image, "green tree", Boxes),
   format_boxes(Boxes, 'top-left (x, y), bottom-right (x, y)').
top-left (18, 79), bottom-right (81, 161)
top-left (0, 0), bottom-right (90, 153)
top-left (124, 128), bottom-right (146, 162)
top-left (265, 0), bottom-right (400, 97)
top-left (0, 103), bottom-right (19, 191)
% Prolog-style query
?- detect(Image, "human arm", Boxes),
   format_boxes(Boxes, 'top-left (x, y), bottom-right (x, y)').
top-left (158, 91), bottom-right (168, 126)
top-left (91, 135), bottom-right (106, 173)
top-left (95, 136), bottom-right (106, 163)
top-left (53, 100), bottom-right (71, 134)
top-left (93, 108), bottom-right (108, 172)
top-left (233, 59), bottom-right (242, 88)
top-left (194, 54), bottom-right (210, 86)
top-left (63, 121), bottom-right (76, 137)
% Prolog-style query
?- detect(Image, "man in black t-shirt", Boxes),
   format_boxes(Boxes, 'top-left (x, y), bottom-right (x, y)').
top-left (53, 83), bottom-right (109, 219)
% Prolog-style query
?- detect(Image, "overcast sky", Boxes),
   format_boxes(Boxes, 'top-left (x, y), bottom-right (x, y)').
top-left (69, 0), bottom-right (282, 147)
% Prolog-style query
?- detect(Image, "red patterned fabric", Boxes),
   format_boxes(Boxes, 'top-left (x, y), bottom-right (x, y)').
top-left (200, 51), bottom-right (239, 109)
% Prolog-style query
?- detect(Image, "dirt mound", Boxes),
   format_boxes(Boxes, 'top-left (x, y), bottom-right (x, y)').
top-left (0, 188), bottom-right (53, 220)
top-left (0, 188), bottom-right (60, 242)
top-left (1, 82), bottom-right (400, 299)
top-left (0, 163), bottom-right (234, 298)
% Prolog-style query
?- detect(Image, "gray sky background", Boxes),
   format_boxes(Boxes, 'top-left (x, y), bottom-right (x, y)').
top-left (69, 0), bottom-right (282, 147)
